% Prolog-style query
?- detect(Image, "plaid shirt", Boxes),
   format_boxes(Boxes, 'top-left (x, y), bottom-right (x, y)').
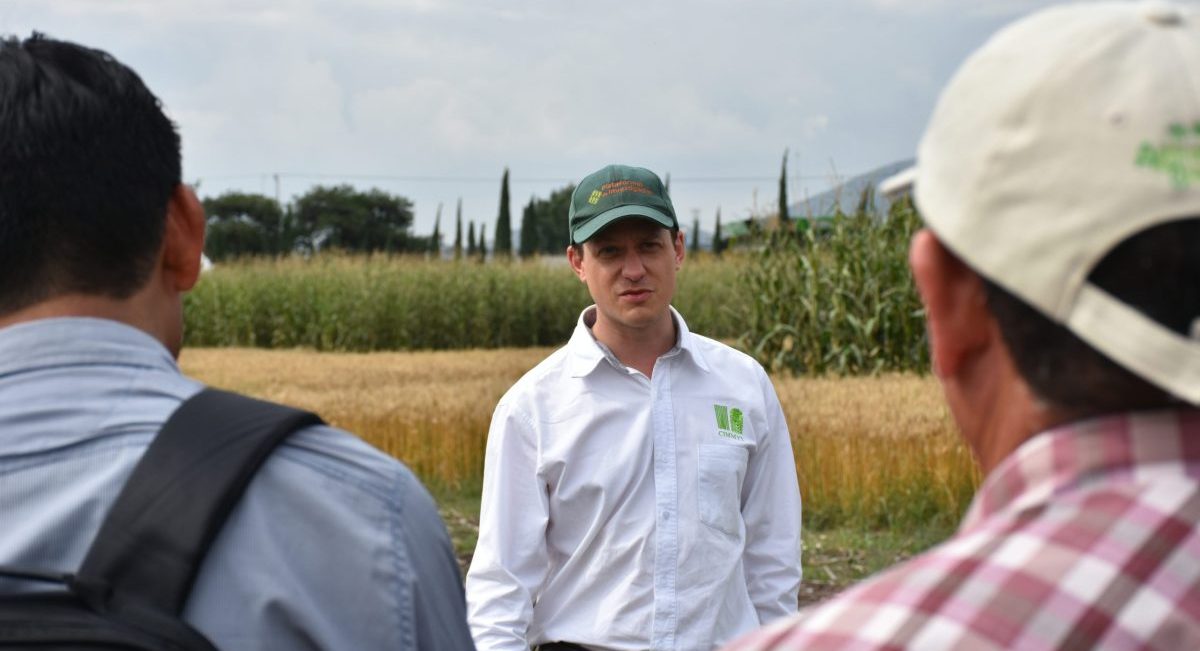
top-left (726, 409), bottom-right (1200, 650)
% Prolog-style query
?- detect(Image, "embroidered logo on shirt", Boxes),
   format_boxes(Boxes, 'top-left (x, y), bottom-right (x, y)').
top-left (713, 404), bottom-right (744, 440)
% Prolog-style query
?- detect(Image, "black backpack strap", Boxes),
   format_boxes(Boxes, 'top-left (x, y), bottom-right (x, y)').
top-left (71, 388), bottom-right (324, 616)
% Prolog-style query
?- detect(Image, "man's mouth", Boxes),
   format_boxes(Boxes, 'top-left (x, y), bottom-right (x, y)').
top-left (619, 288), bottom-right (653, 303)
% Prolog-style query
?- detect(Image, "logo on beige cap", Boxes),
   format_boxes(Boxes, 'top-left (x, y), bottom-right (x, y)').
top-left (1136, 121), bottom-right (1200, 189)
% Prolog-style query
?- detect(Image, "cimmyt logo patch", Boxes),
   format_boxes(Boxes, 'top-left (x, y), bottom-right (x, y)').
top-left (713, 404), bottom-right (744, 441)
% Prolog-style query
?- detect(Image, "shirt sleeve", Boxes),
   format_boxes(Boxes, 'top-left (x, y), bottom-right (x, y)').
top-left (740, 365), bottom-right (802, 623)
top-left (183, 423), bottom-right (477, 650)
top-left (465, 401), bottom-right (550, 651)
top-left (399, 472), bottom-right (479, 650)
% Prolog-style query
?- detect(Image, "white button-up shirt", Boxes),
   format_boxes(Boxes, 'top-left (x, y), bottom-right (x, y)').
top-left (466, 307), bottom-right (802, 651)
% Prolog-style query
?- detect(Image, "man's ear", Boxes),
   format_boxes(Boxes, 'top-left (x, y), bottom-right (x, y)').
top-left (567, 244), bottom-right (586, 283)
top-left (909, 229), bottom-right (992, 378)
top-left (673, 229), bottom-right (686, 268)
top-left (161, 184), bottom-right (206, 292)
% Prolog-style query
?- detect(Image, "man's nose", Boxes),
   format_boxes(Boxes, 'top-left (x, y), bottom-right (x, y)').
top-left (622, 250), bottom-right (646, 280)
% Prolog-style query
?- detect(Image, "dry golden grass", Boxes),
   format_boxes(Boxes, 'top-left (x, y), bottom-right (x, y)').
top-left (180, 348), bottom-right (979, 528)
top-left (775, 375), bottom-right (979, 527)
top-left (181, 347), bottom-right (547, 492)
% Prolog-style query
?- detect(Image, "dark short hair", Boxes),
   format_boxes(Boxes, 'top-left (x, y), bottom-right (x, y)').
top-left (0, 34), bottom-right (181, 315)
top-left (983, 218), bottom-right (1199, 415)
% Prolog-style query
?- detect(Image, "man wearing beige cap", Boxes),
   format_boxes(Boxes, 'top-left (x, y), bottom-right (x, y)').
top-left (467, 164), bottom-right (802, 650)
top-left (728, 2), bottom-right (1200, 650)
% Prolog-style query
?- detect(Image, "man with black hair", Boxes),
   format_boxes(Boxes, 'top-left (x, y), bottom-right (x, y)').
top-left (729, 3), bottom-right (1200, 650)
top-left (0, 34), bottom-right (474, 649)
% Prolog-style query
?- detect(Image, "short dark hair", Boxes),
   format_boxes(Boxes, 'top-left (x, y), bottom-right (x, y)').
top-left (0, 34), bottom-right (181, 315)
top-left (983, 218), bottom-right (1199, 415)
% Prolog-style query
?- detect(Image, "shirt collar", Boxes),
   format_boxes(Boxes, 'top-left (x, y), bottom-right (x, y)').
top-left (960, 408), bottom-right (1200, 531)
top-left (0, 317), bottom-right (180, 378)
top-left (566, 306), bottom-right (712, 378)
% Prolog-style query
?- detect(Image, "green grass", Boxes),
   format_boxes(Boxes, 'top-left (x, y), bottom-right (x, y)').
top-left (798, 524), bottom-right (954, 605)
top-left (435, 488), bottom-right (483, 577)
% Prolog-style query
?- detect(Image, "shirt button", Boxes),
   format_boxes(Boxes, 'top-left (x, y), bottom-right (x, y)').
top-left (661, 511), bottom-right (670, 521)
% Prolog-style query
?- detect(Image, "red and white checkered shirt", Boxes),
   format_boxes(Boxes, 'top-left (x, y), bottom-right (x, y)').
top-left (726, 409), bottom-right (1200, 650)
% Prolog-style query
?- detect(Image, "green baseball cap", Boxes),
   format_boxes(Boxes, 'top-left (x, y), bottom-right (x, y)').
top-left (568, 164), bottom-right (677, 244)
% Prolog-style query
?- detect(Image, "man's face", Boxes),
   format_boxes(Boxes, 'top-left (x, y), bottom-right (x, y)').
top-left (568, 218), bottom-right (685, 335)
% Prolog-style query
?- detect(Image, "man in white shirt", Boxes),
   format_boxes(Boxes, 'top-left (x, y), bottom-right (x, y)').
top-left (466, 164), bottom-right (802, 651)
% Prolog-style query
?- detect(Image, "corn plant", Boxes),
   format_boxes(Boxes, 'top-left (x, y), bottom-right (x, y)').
top-left (739, 198), bottom-right (928, 375)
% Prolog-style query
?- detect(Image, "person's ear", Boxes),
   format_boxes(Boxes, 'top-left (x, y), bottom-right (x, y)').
top-left (909, 229), bottom-right (992, 378)
top-left (673, 229), bottom-right (685, 268)
top-left (161, 184), bottom-right (206, 292)
top-left (567, 244), bottom-right (586, 283)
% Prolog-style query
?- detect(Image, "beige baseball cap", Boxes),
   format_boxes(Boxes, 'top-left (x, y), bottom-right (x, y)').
top-left (883, 1), bottom-right (1200, 405)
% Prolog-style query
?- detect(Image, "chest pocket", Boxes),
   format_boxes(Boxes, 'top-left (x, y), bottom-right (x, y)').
top-left (697, 444), bottom-right (749, 537)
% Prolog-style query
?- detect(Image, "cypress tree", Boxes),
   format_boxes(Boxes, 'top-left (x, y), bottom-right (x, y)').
top-left (453, 198), bottom-right (463, 260)
top-left (494, 168), bottom-right (513, 256)
top-left (430, 202), bottom-right (442, 257)
top-left (467, 221), bottom-right (477, 257)
top-left (690, 216), bottom-right (700, 254)
top-left (519, 197), bottom-right (537, 258)
top-left (713, 207), bottom-right (724, 255)
top-left (778, 148), bottom-right (790, 224)
top-left (479, 224), bottom-right (488, 261)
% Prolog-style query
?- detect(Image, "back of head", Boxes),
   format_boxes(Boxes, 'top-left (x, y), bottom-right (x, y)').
top-left (0, 34), bottom-right (181, 316)
top-left (984, 219), bottom-right (1198, 415)
top-left (887, 1), bottom-right (1200, 413)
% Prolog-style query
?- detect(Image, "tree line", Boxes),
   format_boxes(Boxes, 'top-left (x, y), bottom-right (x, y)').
top-left (203, 185), bottom-right (428, 261)
top-left (203, 169), bottom-right (584, 262)
top-left (202, 161), bottom-right (775, 262)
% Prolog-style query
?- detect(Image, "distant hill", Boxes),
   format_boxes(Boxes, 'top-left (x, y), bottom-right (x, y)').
top-left (789, 159), bottom-right (914, 220)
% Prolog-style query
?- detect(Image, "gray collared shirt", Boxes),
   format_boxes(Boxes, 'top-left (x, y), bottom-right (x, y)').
top-left (0, 317), bottom-right (475, 650)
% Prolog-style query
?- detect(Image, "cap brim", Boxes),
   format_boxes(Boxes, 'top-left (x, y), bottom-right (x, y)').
top-left (879, 166), bottom-right (918, 199)
top-left (573, 205), bottom-right (676, 244)
top-left (1069, 283), bottom-right (1200, 405)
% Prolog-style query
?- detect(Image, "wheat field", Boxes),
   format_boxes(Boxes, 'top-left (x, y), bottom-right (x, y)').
top-left (180, 347), bottom-right (978, 530)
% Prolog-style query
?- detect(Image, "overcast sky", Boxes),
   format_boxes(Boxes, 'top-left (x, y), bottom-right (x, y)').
top-left (2, 0), bottom-right (1060, 235)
